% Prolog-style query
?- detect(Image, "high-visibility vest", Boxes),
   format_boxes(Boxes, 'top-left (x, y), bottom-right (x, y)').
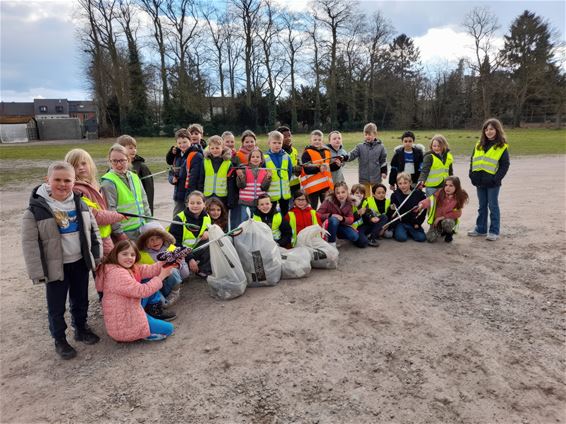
top-left (236, 150), bottom-right (249, 165)
top-left (300, 148), bottom-right (334, 195)
top-left (426, 194), bottom-right (460, 232)
top-left (239, 168), bottom-right (268, 203)
top-left (288, 147), bottom-right (300, 187)
top-left (203, 158), bottom-right (230, 197)
top-left (471, 143), bottom-right (508, 175)
top-left (264, 154), bottom-right (291, 201)
top-left (101, 171), bottom-right (145, 232)
top-left (351, 206), bottom-right (363, 229)
top-left (425, 152), bottom-right (453, 187)
top-left (176, 212), bottom-right (211, 248)
top-left (253, 213), bottom-right (282, 240)
top-left (287, 209), bottom-right (318, 247)
top-left (81, 195), bottom-right (112, 238)
top-left (183, 151), bottom-right (198, 189)
top-left (139, 244), bottom-right (176, 265)
top-left (363, 197), bottom-right (391, 215)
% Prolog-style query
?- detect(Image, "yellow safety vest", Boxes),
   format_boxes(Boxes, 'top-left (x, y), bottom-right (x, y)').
top-left (288, 209), bottom-right (318, 247)
top-left (177, 212), bottom-right (211, 248)
top-left (363, 197), bottom-right (391, 215)
top-left (101, 171), bottom-right (145, 232)
top-left (351, 205), bottom-right (363, 229)
top-left (426, 153), bottom-right (453, 187)
top-left (264, 154), bottom-right (291, 201)
top-left (253, 213), bottom-right (282, 240)
top-left (81, 195), bottom-right (112, 238)
top-left (288, 147), bottom-right (300, 187)
top-left (471, 143), bottom-right (508, 175)
top-left (139, 244), bottom-right (177, 265)
top-left (203, 158), bottom-right (230, 197)
top-left (426, 195), bottom-right (460, 232)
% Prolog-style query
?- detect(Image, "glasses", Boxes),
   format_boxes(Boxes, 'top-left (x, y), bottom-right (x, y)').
top-left (110, 159), bottom-right (128, 164)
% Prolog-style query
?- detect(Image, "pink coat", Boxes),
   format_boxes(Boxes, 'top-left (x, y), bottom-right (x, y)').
top-left (96, 263), bottom-right (163, 342)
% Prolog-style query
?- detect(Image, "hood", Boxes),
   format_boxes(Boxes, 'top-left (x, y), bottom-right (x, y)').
top-left (136, 227), bottom-right (176, 252)
top-left (132, 154), bottom-right (145, 163)
top-left (326, 143), bottom-right (343, 153)
top-left (36, 183), bottom-right (75, 205)
top-left (394, 143), bottom-right (425, 153)
top-left (204, 147), bottom-right (232, 161)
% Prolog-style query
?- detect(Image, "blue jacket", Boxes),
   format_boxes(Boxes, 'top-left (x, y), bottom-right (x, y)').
top-left (166, 144), bottom-right (204, 202)
top-left (265, 149), bottom-right (293, 179)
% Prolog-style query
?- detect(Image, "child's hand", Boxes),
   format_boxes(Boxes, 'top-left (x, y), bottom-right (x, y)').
top-left (434, 217), bottom-right (443, 226)
top-left (189, 259), bottom-right (199, 273)
top-left (390, 204), bottom-right (396, 211)
top-left (414, 224), bottom-right (420, 229)
top-left (118, 214), bottom-right (128, 221)
top-left (331, 214), bottom-right (343, 221)
top-left (371, 217), bottom-right (379, 223)
top-left (358, 207), bottom-right (366, 215)
top-left (172, 176), bottom-right (178, 184)
top-left (236, 169), bottom-right (244, 177)
top-left (171, 146), bottom-right (178, 155)
top-left (334, 158), bottom-right (342, 166)
top-left (381, 173), bottom-right (387, 180)
top-left (390, 184), bottom-right (396, 191)
top-left (200, 231), bottom-right (209, 241)
top-left (159, 265), bottom-right (174, 280)
top-left (320, 164), bottom-right (329, 173)
top-left (416, 181), bottom-right (424, 190)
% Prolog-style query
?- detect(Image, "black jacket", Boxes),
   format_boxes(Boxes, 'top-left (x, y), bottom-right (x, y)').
top-left (469, 140), bottom-right (510, 188)
top-left (253, 209), bottom-right (292, 248)
top-left (390, 189), bottom-right (426, 227)
top-left (166, 145), bottom-right (204, 202)
top-left (389, 145), bottom-right (424, 186)
top-left (131, 155), bottom-right (154, 213)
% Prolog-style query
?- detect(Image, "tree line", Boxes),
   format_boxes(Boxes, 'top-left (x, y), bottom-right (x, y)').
top-left (78, 0), bottom-right (566, 137)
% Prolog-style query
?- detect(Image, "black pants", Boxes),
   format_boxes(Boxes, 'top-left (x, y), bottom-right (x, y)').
top-left (188, 240), bottom-right (212, 274)
top-left (308, 189), bottom-right (328, 210)
top-left (271, 199), bottom-right (289, 217)
top-left (45, 259), bottom-right (90, 340)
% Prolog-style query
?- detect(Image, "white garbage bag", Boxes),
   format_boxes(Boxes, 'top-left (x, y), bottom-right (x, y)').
top-left (296, 225), bottom-right (339, 269)
top-left (234, 219), bottom-right (282, 287)
top-left (279, 246), bottom-right (311, 279)
top-left (207, 224), bottom-right (247, 300)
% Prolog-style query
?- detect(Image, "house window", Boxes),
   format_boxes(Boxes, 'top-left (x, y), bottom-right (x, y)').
top-left (39, 106), bottom-right (48, 113)
top-left (55, 106), bottom-right (64, 113)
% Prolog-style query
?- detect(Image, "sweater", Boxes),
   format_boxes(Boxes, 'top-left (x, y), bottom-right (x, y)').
top-left (96, 263), bottom-right (163, 342)
top-left (347, 139), bottom-right (388, 184)
top-left (390, 189), bottom-right (427, 227)
top-left (419, 192), bottom-right (463, 222)
top-left (316, 196), bottom-right (355, 226)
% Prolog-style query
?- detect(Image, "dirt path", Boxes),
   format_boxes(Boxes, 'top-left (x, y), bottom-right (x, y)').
top-left (1, 156), bottom-right (565, 423)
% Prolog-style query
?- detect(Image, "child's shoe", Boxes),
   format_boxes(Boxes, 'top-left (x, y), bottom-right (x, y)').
top-left (444, 233), bottom-right (453, 243)
top-left (164, 286), bottom-right (181, 308)
top-left (367, 238), bottom-right (380, 247)
top-left (74, 326), bottom-right (100, 345)
top-left (328, 241), bottom-right (337, 248)
top-left (467, 229), bottom-right (486, 237)
top-left (486, 233), bottom-right (499, 241)
top-left (383, 230), bottom-right (393, 239)
top-left (55, 338), bottom-right (77, 360)
top-left (145, 333), bottom-right (167, 341)
top-left (145, 303), bottom-right (177, 321)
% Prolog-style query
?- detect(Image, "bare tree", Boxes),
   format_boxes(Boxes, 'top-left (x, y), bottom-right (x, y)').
top-left (202, 4), bottom-right (228, 116)
top-left (307, 17), bottom-right (323, 129)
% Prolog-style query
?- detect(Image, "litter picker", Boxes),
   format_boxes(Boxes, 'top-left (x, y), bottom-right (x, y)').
top-left (140, 166), bottom-right (179, 180)
top-left (120, 212), bottom-right (201, 230)
top-left (391, 183), bottom-right (422, 219)
top-left (382, 206), bottom-right (424, 230)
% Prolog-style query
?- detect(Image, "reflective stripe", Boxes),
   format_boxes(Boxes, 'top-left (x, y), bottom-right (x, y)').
top-left (288, 209), bottom-right (317, 246)
top-left (426, 194), bottom-right (460, 231)
top-left (203, 158), bottom-right (230, 197)
top-left (425, 153), bottom-right (453, 187)
top-left (101, 171), bottom-right (145, 232)
top-left (351, 206), bottom-right (363, 229)
top-left (81, 196), bottom-right (112, 238)
top-left (265, 155), bottom-right (291, 201)
top-left (177, 212), bottom-right (211, 248)
top-left (253, 213), bottom-right (282, 240)
top-left (471, 143), bottom-right (507, 175)
top-left (239, 168), bottom-right (268, 203)
top-left (300, 148), bottom-right (334, 195)
top-left (363, 197), bottom-right (390, 215)
top-left (289, 147), bottom-right (300, 186)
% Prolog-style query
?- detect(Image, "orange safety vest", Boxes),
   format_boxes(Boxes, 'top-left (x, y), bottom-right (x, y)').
top-left (184, 151), bottom-right (197, 188)
top-left (300, 148), bottom-right (334, 195)
top-left (235, 150), bottom-right (250, 166)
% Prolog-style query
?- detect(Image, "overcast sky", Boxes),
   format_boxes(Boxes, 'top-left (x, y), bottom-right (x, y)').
top-left (0, 0), bottom-right (564, 102)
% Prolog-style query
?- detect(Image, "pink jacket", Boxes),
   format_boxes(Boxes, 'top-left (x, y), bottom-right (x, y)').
top-left (96, 263), bottom-right (163, 342)
top-left (420, 193), bottom-right (463, 221)
top-left (317, 197), bottom-right (355, 226)
top-left (74, 181), bottom-right (125, 255)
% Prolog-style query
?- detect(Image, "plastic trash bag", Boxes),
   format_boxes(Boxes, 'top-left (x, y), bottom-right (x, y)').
top-left (234, 219), bottom-right (282, 287)
top-left (296, 225), bottom-right (339, 269)
top-left (279, 246), bottom-right (311, 279)
top-left (207, 224), bottom-right (247, 300)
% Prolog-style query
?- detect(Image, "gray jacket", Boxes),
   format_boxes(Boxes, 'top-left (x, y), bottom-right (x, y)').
top-left (327, 143), bottom-right (348, 184)
top-left (347, 139), bottom-right (388, 184)
top-left (22, 186), bottom-right (101, 284)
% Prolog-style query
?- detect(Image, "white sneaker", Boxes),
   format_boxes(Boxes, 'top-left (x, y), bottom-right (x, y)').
top-left (467, 230), bottom-right (487, 237)
top-left (163, 287), bottom-right (181, 308)
top-left (328, 242), bottom-right (337, 248)
top-left (486, 233), bottom-right (499, 241)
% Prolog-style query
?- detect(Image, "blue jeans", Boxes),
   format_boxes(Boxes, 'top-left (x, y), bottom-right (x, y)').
top-left (146, 314), bottom-right (174, 336)
top-left (326, 217), bottom-right (367, 248)
top-left (141, 291), bottom-right (163, 307)
top-left (161, 269), bottom-right (182, 297)
top-left (394, 223), bottom-right (426, 242)
top-left (475, 186), bottom-right (501, 235)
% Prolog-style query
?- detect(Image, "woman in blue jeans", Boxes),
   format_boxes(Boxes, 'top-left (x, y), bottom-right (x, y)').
top-left (317, 182), bottom-right (368, 248)
top-left (468, 118), bottom-right (510, 241)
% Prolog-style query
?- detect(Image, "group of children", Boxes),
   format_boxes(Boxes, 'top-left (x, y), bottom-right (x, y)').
top-left (22, 118), bottom-right (509, 359)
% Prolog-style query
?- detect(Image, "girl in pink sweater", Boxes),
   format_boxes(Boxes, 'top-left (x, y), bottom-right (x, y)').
top-left (418, 176), bottom-right (469, 243)
top-left (95, 240), bottom-right (175, 342)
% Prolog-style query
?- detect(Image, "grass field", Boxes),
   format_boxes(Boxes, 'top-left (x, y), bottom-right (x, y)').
top-left (0, 128), bottom-right (564, 188)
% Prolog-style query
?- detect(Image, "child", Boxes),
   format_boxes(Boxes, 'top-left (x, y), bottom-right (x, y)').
top-left (187, 123), bottom-right (207, 150)
top-left (278, 126), bottom-right (302, 198)
top-left (264, 130), bottom-right (293, 216)
top-left (236, 148), bottom-right (272, 221)
top-left (390, 172), bottom-right (427, 242)
top-left (389, 131), bottom-right (424, 190)
top-left (285, 190), bottom-right (319, 247)
top-left (418, 176), bottom-right (469, 243)
top-left (202, 135), bottom-right (232, 207)
top-left (327, 131), bottom-right (348, 184)
top-left (234, 130), bottom-right (257, 167)
top-left (253, 194), bottom-right (293, 248)
top-left (101, 144), bottom-right (151, 241)
top-left (22, 161), bottom-right (101, 359)
top-left (166, 128), bottom-right (204, 218)
top-left (418, 134), bottom-right (453, 197)
top-left (169, 191), bottom-right (212, 278)
top-left (317, 182), bottom-right (368, 248)
top-left (206, 197), bottom-right (229, 232)
top-left (221, 131), bottom-right (237, 156)
top-left (350, 184), bottom-right (383, 246)
top-left (229, 130), bottom-right (257, 228)
top-left (117, 135), bottom-right (155, 214)
top-left (300, 130), bottom-right (338, 209)
top-left (65, 148), bottom-right (125, 256)
top-left (468, 118), bottom-right (510, 241)
top-left (96, 240), bottom-right (175, 342)
top-left (136, 222), bottom-right (189, 307)
top-left (347, 122), bottom-right (387, 196)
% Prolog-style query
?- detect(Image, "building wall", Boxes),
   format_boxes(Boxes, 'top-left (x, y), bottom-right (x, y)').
top-left (37, 118), bottom-right (81, 140)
